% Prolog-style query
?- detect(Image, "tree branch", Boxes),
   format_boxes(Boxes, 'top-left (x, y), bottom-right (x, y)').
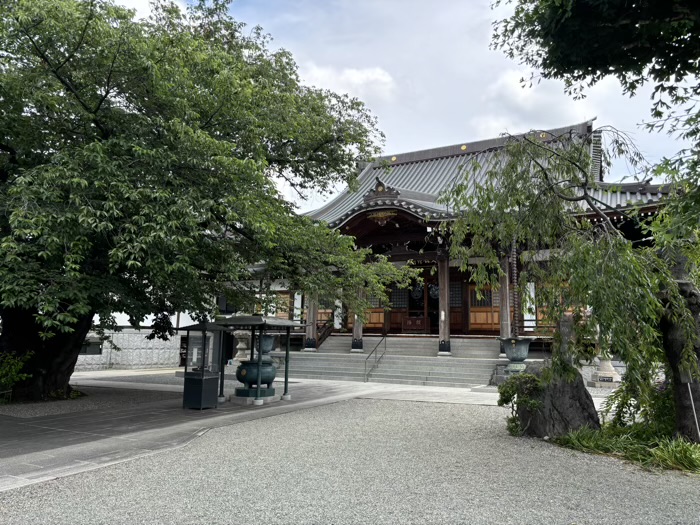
top-left (520, 131), bottom-right (591, 181)
top-left (581, 191), bottom-right (620, 235)
top-left (528, 154), bottom-right (585, 203)
top-left (0, 143), bottom-right (18, 164)
top-left (94, 35), bottom-right (124, 115)
top-left (54, 0), bottom-right (96, 71)
top-left (17, 18), bottom-right (110, 139)
top-left (0, 143), bottom-right (19, 184)
top-left (200, 99), bottom-right (227, 130)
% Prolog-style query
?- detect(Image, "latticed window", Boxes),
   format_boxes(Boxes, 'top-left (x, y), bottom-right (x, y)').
top-left (449, 282), bottom-right (462, 307)
top-left (390, 285), bottom-right (409, 308)
top-left (368, 295), bottom-right (381, 308)
top-left (470, 288), bottom-right (492, 307)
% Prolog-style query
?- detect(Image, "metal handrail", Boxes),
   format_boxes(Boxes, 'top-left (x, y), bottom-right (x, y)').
top-left (316, 317), bottom-right (334, 348)
top-left (364, 335), bottom-right (387, 382)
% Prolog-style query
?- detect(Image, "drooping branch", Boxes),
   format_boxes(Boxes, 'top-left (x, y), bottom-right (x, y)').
top-left (581, 191), bottom-right (620, 235)
top-left (519, 132), bottom-right (623, 235)
top-left (527, 154), bottom-right (585, 203)
top-left (519, 131), bottom-right (592, 182)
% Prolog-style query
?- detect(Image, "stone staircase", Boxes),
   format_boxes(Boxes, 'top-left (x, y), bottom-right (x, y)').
top-left (318, 334), bottom-right (501, 358)
top-left (279, 335), bottom-right (504, 388)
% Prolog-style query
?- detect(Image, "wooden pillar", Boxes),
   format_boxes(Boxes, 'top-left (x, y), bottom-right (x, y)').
top-left (438, 256), bottom-right (451, 356)
top-left (304, 295), bottom-right (318, 351)
top-left (499, 256), bottom-right (511, 338)
top-left (351, 289), bottom-right (364, 352)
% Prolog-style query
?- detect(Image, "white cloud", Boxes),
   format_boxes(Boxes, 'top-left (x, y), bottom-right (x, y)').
top-left (188, 1), bottom-right (689, 199)
top-left (475, 69), bottom-right (596, 132)
top-left (300, 63), bottom-right (397, 103)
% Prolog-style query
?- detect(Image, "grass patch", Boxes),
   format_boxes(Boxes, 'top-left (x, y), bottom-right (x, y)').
top-left (555, 424), bottom-right (700, 473)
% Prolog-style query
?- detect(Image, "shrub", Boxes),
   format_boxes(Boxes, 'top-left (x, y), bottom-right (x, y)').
top-left (556, 424), bottom-right (700, 473)
top-left (0, 353), bottom-right (31, 401)
top-left (498, 373), bottom-right (544, 436)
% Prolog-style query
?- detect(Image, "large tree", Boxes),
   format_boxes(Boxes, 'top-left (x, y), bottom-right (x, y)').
top-left (492, 0), bottom-right (700, 181)
top-left (0, 0), bottom-right (413, 400)
top-left (456, 0), bottom-right (700, 441)
top-left (442, 125), bottom-right (698, 439)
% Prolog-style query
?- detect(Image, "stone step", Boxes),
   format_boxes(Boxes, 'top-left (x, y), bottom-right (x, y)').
top-left (377, 356), bottom-right (500, 365)
top-left (286, 372), bottom-right (366, 381)
top-left (317, 347), bottom-right (500, 358)
top-left (368, 372), bottom-right (492, 383)
top-left (323, 342), bottom-right (500, 350)
top-left (316, 343), bottom-right (500, 351)
top-left (275, 348), bottom-right (503, 388)
top-left (288, 370), bottom-right (492, 384)
top-left (373, 363), bottom-right (501, 373)
top-left (290, 363), bottom-right (496, 377)
top-left (288, 354), bottom-right (364, 360)
top-left (368, 378), bottom-right (483, 388)
top-left (321, 336), bottom-right (499, 346)
top-left (326, 336), bottom-right (499, 343)
top-left (287, 357), bottom-right (503, 370)
top-left (373, 355), bottom-right (502, 365)
top-left (289, 366), bottom-right (368, 375)
top-left (287, 359), bottom-right (502, 370)
top-left (284, 372), bottom-right (487, 389)
top-left (292, 356), bottom-right (501, 366)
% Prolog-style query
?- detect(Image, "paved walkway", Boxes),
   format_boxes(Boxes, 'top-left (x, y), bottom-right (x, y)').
top-left (0, 370), bottom-right (509, 493)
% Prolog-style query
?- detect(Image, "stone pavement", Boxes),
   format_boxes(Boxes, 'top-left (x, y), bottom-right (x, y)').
top-left (0, 369), bottom-right (523, 493)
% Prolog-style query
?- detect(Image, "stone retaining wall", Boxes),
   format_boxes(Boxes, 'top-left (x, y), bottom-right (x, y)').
top-left (75, 329), bottom-right (181, 371)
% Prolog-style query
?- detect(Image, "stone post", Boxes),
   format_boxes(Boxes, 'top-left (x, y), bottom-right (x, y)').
top-left (233, 330), bottom-right (250, 361)
top-left (438, 256), bottom-right (451, 356)
top-left (588, 330), bottom-right (621, 388)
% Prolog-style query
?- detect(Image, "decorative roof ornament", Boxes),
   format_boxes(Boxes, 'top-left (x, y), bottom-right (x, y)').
top-left (363, 177), bottom-right (400, 203)
top-left (367, 210), bottom-right (397, 226)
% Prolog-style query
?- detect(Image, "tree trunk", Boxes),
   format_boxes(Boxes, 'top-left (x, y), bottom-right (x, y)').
top-left (0, 307), bottom-right (94, 401)
top-left (660, 279), bottom-right (700, 443)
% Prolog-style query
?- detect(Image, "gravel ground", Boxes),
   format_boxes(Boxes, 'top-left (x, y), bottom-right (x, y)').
top-left (0, 387), bottom-right (180, 419)
top-left (1, 399), bottom-right (699, 525)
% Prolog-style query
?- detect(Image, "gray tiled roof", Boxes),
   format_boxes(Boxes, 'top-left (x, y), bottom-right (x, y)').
top-left (584, 182), bottom-right (669, 211)
top-left (307, 120), bottom-right (665, 227)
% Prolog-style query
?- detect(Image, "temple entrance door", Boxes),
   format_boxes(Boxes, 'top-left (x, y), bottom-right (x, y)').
top-left (403, 275), bottom-right (441, 334)
top-left (467, 284), bottom-right (500, 333)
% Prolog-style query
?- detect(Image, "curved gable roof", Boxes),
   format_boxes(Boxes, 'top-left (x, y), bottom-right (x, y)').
top-left (307, 120), bottom-right (664, 227)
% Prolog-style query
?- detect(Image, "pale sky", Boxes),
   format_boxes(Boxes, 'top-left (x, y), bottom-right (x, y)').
top-left (120, 0), bottom-right (686, 212)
